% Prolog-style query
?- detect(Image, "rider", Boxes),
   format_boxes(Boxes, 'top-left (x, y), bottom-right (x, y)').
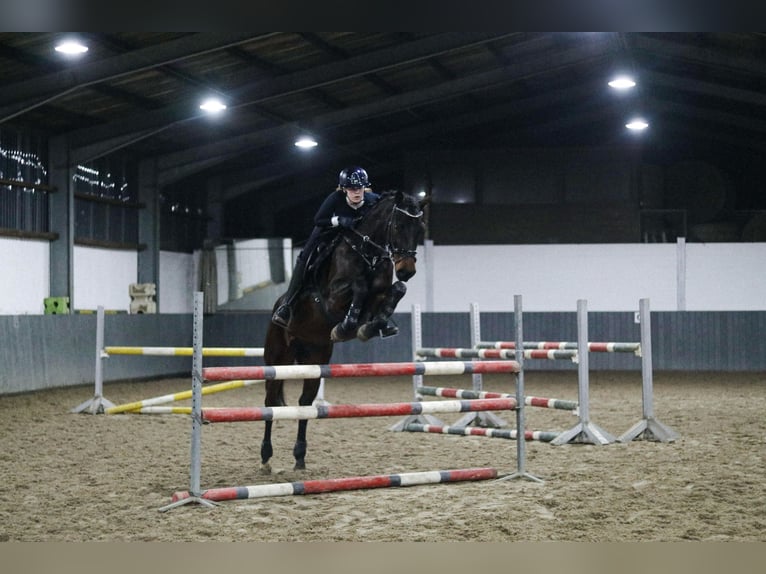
top-left (271, 166), bottom-right (380, 328)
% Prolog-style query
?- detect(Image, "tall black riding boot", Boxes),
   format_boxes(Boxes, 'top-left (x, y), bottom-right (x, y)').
top-left (272, 255), bottom-right (307, 327)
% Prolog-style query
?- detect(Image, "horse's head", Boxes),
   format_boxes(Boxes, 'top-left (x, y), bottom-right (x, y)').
top-left (352, 190), bottom-right (426, 282)
top-left (387, 190), bottom-right (427, 281)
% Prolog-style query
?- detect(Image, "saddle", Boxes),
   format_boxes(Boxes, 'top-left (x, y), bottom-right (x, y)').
top-left (305, 233), bottom-right (344, 286)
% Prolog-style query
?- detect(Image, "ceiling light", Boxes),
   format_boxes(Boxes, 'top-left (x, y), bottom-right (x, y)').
top-left (626, 119), bottom-right (649, 131)
top-left (199, 98), bottom-right (227, 114)
top-left (294, 136), bottom-right (318, 149)
top-left (608, 76), bottom-right (636, 90)
top-left (55, 40), bottom-right (88, 55)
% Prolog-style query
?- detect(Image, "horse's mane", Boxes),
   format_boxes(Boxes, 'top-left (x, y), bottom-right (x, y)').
top-left (362, 190), bottom-right (421, 222)
top-left (371, 190), bottom-right (398, 211)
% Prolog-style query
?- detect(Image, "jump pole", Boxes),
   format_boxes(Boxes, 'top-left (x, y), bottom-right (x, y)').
top-left (171, 467), bottom-right (498, 503)
top-left (550, 299), bottom-right (615, 446)
top-left (104, 346), bottom-right (265, 357)
top-left (475, 342), bottom-right (641, 354)
top-left (105, 378), bottom-right (265, 414)
top-left (497, 294), bottom-right (543, 483)
top-left (618, 298), bottom-right (680, 443)
top-left (200, 397), bottom-right (517, 423)
top-left (71, 306), bottom-right (117, 414)
top-left (417, 348), bottom-right (578, 361)
top-left (159, 292), bottom-right (217, 512)
top-left (129, 406), bottom-right (193, 415)
top-left (202, 360), bottom-right (521, 382)
top-left (416, 386), bottom-right (578, 411)
top-left (404, 423), bottom-right (561, 443)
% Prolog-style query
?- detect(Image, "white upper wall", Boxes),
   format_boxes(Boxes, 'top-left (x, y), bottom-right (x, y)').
top-left (73, 246), bottom-right (137, 311)
top-left (685, 243), bottom-right (766, 311)
top-left (0, 237), bottom-right (49, 314)
top-left (425, 243), bottom-right (679, 312)
top-left (159, 251), bottom-right (195, 313)
top-left (1, 238), bottom-right (765, 314)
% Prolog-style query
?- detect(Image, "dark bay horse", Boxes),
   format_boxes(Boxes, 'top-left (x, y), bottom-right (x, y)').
top-left (261, 190), bottom-right (427, 472)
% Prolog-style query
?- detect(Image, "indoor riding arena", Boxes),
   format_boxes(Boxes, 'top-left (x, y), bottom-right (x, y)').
top-left (1, 301), bottom-right (765, 542)
top-left (1, 370), bottom-right (766, 542)
top-left (1, 33), bottom-right (765, 551)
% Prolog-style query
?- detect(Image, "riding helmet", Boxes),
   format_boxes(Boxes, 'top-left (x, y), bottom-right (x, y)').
top-left (338, 166), bottom-right (370, 189)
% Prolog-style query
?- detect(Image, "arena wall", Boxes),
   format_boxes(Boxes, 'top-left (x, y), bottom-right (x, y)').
top-left (2, 309), bottom-right (765, 395)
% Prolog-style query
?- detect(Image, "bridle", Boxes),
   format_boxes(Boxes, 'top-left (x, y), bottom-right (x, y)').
top-left (344, 196), bottom-right (423, 269)
top-left (387, 203), bottom-right (423, 263)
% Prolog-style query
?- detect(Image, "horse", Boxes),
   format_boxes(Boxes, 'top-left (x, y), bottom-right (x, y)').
top-left (261, 189), bottom-right (428, 472)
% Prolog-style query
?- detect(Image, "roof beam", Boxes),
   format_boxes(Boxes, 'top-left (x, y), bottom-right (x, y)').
top-left (646, 96), bottom-right (766, 134)
top-left (642, 70), bottom-right (766, 107)
top-left (631, 34), bottom-right (766, 76)
top-left (651, 116), bottom-right (766, 153)
top-left (642, 97), bottom-right (766, 154)
top-left (65, 33), bottom-right (518, 149)
top-left (209, 80), bottom-right (610, 202)
top-left (154, 36), bottom-right (619, 186)
top-left (0, 33), bottom-right (277, 124)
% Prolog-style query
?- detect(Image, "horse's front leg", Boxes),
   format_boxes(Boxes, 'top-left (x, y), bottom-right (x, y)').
top-left (330, 276), bottom-right (368, 342)
top-left (293, 377), bottom-right (322, 470)
top-left (357, 280), bottom-right (407, 341)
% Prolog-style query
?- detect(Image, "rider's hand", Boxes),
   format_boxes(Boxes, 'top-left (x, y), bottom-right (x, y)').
top-left (338, 216), bottom-right (356, 228)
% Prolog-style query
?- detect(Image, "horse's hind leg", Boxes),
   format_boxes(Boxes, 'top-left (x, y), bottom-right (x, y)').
top-left (262, 321), bottom-right (294, 474)
top-left (291, 341), bottom-right (329, 470)
top-left (261, 420), bottom-right (274, 474)
top-left (261, 380), bottom-right (286, 474)
top-left (293, 377), bottom-right (322, 470)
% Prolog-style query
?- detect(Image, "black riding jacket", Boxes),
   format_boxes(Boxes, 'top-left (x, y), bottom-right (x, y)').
top-left (313, 190), bottom-right (380, 228)
top-left (298, 190), bottom-right (380, 261)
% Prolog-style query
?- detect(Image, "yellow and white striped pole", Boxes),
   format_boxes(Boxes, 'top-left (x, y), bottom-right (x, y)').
top-left (104, 346), bottom-right (264, 357)
top-left (105, 379), bottom-right (264, 414)
top-left (131, 406), bottom-right (193, 415)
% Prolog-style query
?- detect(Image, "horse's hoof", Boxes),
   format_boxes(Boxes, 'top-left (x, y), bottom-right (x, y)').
top-left (356, 325), bottom-right (371, 341)
top-left (294, 461), bottom-right (306, 471)
top-left (330, 324), bottom-right (353, 342)
top-left (260, 463), bottom-right (272, 475)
